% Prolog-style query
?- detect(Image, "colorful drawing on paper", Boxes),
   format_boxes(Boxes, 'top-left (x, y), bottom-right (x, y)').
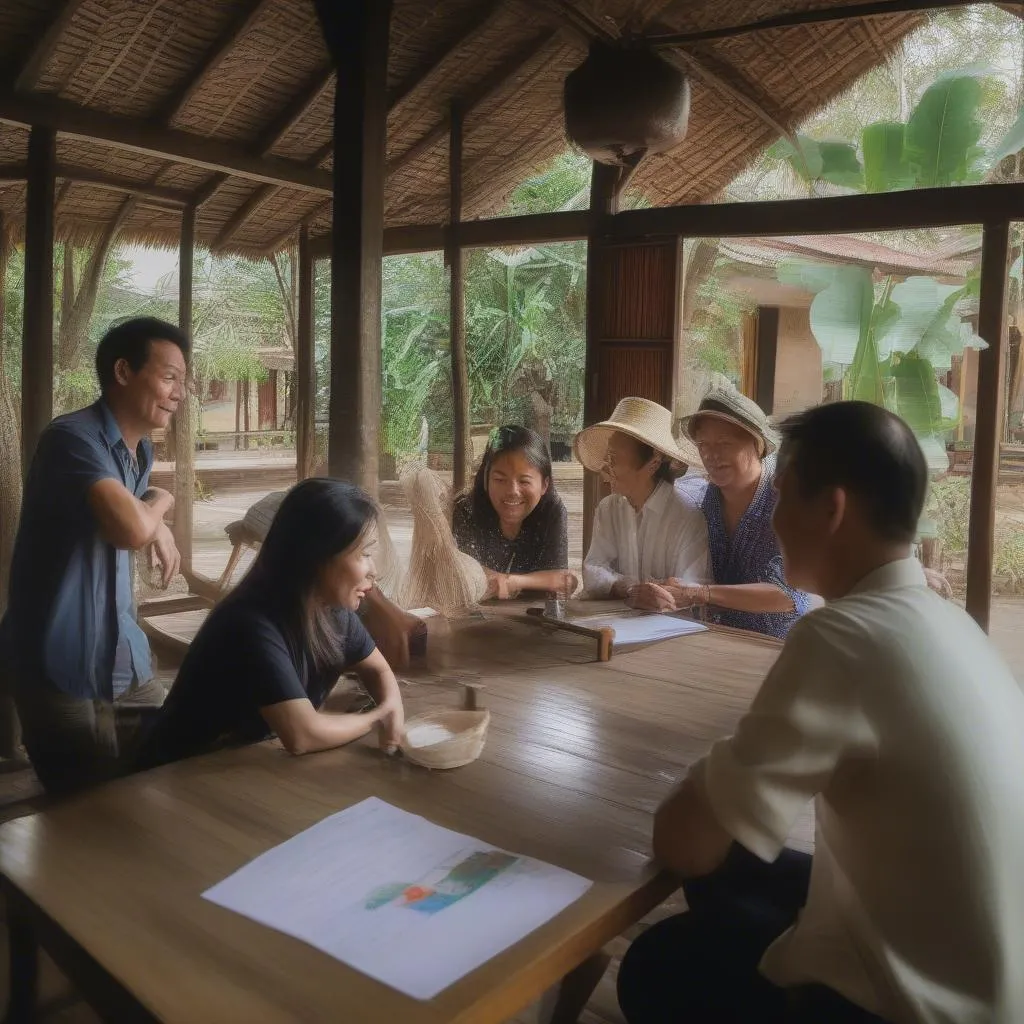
top-left (365, 849), bottom-right (519, 916)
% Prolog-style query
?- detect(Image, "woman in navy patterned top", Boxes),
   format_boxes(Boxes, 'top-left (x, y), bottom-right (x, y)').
top-left (669, 389), bottom-right (809, 638)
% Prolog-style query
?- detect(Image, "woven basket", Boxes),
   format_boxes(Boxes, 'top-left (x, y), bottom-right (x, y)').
top-left (401, 709), bottom-right (490, 770)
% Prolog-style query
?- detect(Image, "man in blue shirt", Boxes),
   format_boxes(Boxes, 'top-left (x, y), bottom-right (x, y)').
top-left (2, 317), bottom-right (190, 795)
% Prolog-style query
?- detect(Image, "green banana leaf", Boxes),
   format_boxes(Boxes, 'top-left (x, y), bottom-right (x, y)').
top-left (904, 75), bottom-right (983, 187)
top-left (889, 351), bottom-right (944, 436)
top-left (776, 259), bottom-right (838, 294)
top-left (817, 141), bottom-right (863, 189)
top-left (765, 133), bottom-right (823, 181)
top-left (808, 264), bottom-right (874, 366)
top-left (861, 121), bottom-right (913, 192)
top-left (883, 276), bottom-right (986, 370)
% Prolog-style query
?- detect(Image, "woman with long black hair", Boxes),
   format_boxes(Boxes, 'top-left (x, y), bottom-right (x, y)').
top-left (137, 478), bottom-right (404, 769)
top-left (452, 425), bottom-right (575, 599)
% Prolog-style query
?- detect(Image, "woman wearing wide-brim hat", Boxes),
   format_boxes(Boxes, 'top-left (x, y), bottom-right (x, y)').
top-left (665, 387), bottom-right (810, 638)
top-left (574, 397), bottom-right (709, 611)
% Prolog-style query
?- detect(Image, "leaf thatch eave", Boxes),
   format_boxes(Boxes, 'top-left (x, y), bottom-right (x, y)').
top-left (0, 0), bottom-right (933, 258)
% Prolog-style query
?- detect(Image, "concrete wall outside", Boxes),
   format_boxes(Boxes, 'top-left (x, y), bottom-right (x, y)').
top-left (773, 306), bottom-right (823, 418)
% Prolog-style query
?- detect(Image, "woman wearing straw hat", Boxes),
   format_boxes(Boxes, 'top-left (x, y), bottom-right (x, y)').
top-left (670, 387), bottom-right (810, 638)
top-left (575, 397), bottom-right (709, 610)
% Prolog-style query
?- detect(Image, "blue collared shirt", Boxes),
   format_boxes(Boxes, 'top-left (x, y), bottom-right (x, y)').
top-left (700, 454), bottom-right (810, 639)
top-left (2, 400), bottom-right (154, 701)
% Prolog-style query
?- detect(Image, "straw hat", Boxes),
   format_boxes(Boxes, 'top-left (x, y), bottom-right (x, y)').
top-left (574, 397), bottom-right (703, 475)
top-left (680, 387), bottom-right (779, 456)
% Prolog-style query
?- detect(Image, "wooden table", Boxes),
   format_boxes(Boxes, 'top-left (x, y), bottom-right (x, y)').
top-left (0, 616), bottom-right (785, 1024)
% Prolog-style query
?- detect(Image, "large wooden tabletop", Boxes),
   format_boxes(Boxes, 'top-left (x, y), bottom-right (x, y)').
top-left (0, 611), bottom-right (786, 1024)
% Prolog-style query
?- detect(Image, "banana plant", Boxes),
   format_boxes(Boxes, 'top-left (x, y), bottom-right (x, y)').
top-left (768, 72), bottom-right (991, 192)
top-left (778, 260), bottom-right (985, 472)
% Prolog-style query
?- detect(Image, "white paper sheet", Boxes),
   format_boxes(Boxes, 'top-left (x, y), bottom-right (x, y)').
top-left (570, 612), bottom-right (708, 645)
top-left (203, 797), bottom-right (592, 1000)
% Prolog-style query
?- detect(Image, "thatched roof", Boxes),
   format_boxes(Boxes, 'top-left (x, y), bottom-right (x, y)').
top-left (0, 0), bottom-right (927, 258)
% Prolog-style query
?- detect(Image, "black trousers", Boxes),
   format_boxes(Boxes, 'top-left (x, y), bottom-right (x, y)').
top-left (617, 845), bottom-right (891, 1024)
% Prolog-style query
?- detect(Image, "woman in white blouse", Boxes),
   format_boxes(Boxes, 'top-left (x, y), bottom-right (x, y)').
top-left (575, 398), bottom-right (709, 612)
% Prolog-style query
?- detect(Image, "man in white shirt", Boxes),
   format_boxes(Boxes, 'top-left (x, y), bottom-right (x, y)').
top-left (618, 400), bottom-right (1024, 1024)
top-left (575, 397), bottom-right (709, 611)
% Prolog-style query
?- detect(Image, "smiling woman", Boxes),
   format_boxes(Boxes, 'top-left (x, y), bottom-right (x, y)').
top-left (670, 387), bottom-right (811, 638)
top-left (136, 479), bottom-right (405, 769)
top-left (451, 425), bottom-right (575, 599)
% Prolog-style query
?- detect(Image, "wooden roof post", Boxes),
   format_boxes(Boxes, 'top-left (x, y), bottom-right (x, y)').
top-left (313, 0), bottom-right (391, 497)
top-left (21, 126), bottom-right (56, 477)
top-left (965, 219), bottom-right (1010, 632)
top-left (174, 202), bottom-right (196, 574)
top-left (582, 161), bottom-right (620, 556)
top-left (296, 224), bottom-right (316, 480)
top-left (448, 99), bottom-right (471, 492)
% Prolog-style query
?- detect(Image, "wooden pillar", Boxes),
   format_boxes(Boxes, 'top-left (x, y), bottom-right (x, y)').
top-left (174, 203), bottom-right (196, 574)
top-left (448, 100), bottom-right (471, 491)
top-left (313, 0), bottom-right (391, 496)
top-left (20, 125), bottom-right (56, 476)
top-left (582, 162), bottom-right (619, 555)
top-left (753, 306), bottom-right (780, 415)
top-left (296, 224), bottom-right (316, 480)
top-left (965, 220), bottom-right (1010, 631)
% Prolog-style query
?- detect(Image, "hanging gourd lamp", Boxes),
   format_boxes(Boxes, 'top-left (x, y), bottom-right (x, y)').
top-left (563, 40), bottom-right (690, 169)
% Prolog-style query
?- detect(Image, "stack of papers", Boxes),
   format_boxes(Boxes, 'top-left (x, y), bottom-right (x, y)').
top-left (570, 612), bottom-right (707, 645)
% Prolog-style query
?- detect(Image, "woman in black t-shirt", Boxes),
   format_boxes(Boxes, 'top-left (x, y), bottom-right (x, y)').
top-left (452, 425), bottom-right (575, 600)
top-left (137, 479), bottom-right (405, 769)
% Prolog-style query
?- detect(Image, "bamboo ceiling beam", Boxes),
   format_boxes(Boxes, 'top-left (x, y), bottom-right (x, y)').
top-left (386, 30), bottom-right (556, 176)
top-left (256, 65), bottom-right (335, 155)
top-left (388, 0), bottom-right (508, 112)
top-left (55, 163), bottom-right (192, 205)
top-left (523, 0), bottom-right (616, 43)
top-left (193, 64), bottom-right (336, 211)
top-left (219, 6), bottom-right (517, 244)
top-left (213, 185), bottom-right (276, 249)
top-left (0, 90), bottom-right (333, 193)
top-left (228, 1), bottom-right (507, 209)
top-left (662, 45), bottom-right (800, 155)
top-left (159, 0), bottom-right (273, 124)
top-left (260, 198), bottom-right (331, 256)
top-left (236, 28), bottom-right (556, 252)
top-left (12, 0), bottom-right (90, 91)
top-left (645, 0), bottom-right (1022, 47)
top-left (306, 139), bottom-right (333, 167)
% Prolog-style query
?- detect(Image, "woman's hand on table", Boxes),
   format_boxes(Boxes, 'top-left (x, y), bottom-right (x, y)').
top-left (664, 580), bottom-right (712, 609)
top-left (625, 582), bottom-right (677, 612)
top-left (554, 570), bottom-right (580, 598)
top-left (376, 697), bottom-right (405, 755)
top-left (483, 570), bottom-right (521, 600)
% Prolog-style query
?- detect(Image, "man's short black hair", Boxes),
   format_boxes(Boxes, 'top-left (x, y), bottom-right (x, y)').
top-left (95, 317), bottom-right (190, 394)
top-left (778, 401), bottom-right (927, 544)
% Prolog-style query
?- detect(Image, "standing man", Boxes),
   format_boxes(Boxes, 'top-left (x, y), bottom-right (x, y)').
top-left (619, 401), bottom-right (1024, 1024)
top-left (1, 317), bottom-right (190, 795)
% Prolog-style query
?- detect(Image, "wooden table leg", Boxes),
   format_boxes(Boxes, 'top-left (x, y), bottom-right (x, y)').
top-left (537, 950), bottom-right (611, 1024)
top-left (4, 899), bottom-right (39, 1023)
